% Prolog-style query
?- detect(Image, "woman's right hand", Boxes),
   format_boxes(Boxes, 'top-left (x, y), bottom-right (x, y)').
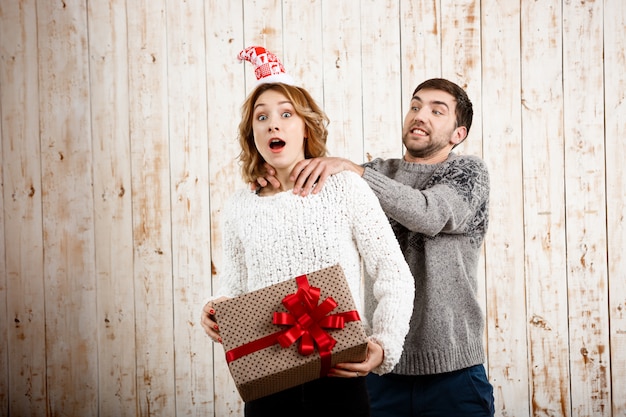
top-left (330, 340), bottom-right (384, 378)
top-left (250, 163), bottom-right (281, 191)
top-left (200, 297), bottom-right (228, 343)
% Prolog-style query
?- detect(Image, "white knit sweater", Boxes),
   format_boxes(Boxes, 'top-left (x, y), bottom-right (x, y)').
top-left (215, 171), bottom-right (414, 374)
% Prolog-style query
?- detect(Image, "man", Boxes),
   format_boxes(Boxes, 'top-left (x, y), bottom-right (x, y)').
top-left (260, 78), bottom-right (494, 416)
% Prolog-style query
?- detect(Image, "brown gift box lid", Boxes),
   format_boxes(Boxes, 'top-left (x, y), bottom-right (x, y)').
top-left (214, 264), bottom-right (368, 402)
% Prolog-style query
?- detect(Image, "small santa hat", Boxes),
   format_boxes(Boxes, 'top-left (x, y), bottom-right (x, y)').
top-left (238, 45), bottom-right (295, 86)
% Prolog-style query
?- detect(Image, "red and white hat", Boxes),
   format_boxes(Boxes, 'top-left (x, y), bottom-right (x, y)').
top-left (238, 46), bottom-right (295, 86)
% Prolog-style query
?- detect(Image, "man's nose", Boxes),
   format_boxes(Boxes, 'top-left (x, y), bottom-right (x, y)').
top-left (412, 108), bottom-right (428, 123)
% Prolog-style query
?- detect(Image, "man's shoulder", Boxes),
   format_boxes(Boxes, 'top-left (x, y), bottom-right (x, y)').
top-left (445, 153), bottom-right (489, 173)
top-left (448, 152), bottom-right (486, 163)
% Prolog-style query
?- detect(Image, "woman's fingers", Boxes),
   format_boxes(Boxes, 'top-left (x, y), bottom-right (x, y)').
top-left (200, 301), bottom-right (222, 343)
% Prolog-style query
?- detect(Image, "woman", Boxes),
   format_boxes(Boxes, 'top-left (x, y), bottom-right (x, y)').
top-left (201, 47), bottom-right (414, 417)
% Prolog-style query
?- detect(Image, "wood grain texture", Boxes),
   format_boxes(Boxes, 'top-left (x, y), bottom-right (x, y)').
top-left (521, 1), bottom-right (571, 416)
top-left (480, 1), bottom-right (529, 416)
top-left (127, 1), bottom-right (176, 415)
top-left (87, 1), bottom-right (137, 415)
top-left (400, 0), bottom-right (441, 90)
top-left (441, 0), bottom-right (482, 159)
top-left (283, 0), bottom-right (324, 105)
top-left (0, 1), bottom-right (624, 416)
top-left (37, 0), bottom-right (99, 414)
top-left (605, 1), bottom-right (626, 415)
top-left (0, 0), bottom-right (47, 415)
top-left (360, 0), bottom-right (403, 161)
top-left (563, 0), bottom-right (611, 415)
top-left (166, 1), bottom-right (215, 415)
top-left (37, 1), bottom-right (98, 415)
top-left (321, 0), bottom-right (365, 162)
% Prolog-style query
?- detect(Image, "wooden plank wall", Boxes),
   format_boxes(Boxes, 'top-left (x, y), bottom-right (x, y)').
top-left (0, 1), bottom-right (624, 416)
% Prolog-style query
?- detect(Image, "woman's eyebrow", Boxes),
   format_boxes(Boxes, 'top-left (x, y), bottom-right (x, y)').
top-left (254, 100), bottom-right (292, 110)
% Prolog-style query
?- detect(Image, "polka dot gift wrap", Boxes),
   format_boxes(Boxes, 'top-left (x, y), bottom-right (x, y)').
top-left (214, 264), bottom-right (368, 402)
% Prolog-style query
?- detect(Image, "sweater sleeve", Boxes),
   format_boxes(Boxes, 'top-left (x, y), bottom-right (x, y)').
top-left (362, 156), bottom-right (490, 236)
top-left (213, 196), bottom-right (248, 299)
top-left (344, 173), bottom-right (415, 374)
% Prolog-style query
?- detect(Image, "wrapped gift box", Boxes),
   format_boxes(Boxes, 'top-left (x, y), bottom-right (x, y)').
top-left (214, 264), bottom-right (368, 402)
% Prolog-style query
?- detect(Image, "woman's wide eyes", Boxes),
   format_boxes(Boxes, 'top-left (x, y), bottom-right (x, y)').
top-left (255, 112), bottom-right (291, 121)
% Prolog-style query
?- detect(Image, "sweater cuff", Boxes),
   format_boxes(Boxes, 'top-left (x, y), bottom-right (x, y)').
top-left (368, 335), bottom-right (398, 375)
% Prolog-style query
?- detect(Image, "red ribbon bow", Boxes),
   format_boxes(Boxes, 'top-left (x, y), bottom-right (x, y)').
top-left (225, 274), bottom-right (361, 377)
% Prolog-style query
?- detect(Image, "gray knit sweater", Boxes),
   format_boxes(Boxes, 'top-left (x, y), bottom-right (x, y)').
top-left (361, 152), bottom-right (490, 375)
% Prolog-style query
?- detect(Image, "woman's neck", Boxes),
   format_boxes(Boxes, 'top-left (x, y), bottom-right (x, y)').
top-left (274, 170), bottom-right (294, 191)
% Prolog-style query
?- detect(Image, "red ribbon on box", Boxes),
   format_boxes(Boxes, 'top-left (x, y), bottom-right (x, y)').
top-left (225, 274), bottom-right (361, 377)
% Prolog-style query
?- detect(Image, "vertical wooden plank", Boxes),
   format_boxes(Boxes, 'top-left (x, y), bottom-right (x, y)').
top-left (520, 1), bottom-right (571, 416)
top-left (563, 0), bottom-right (611, 415)
top-left (0, 1), bottom-right (47, 415)
top-left (480, 2), bottom-right (530, 416)
top-left (440, 0), bottom-right (482, 158)
top-left (605, 1), bottom-right (626, 415)
top-left (283, 0), bottom-right (323, 100)
top-left (0, 4), bottom-right (10, 412)
top-left (126, 1), bottom-right (176, 415)
top-left (206, 1), bottom-right (245, 415)
top-left (36, 0), bottom-right (98, 415)
top-left (241, 0), bottom-right (283, 93)
top-left (321, 0), bottom-right (364, 161)
top-left (360, 0), bottom-right (402, 160)
top-left (87, 1), bottom-right (137, 416)
top-left (166, 0), bottom-right (214, 415)
top-left (398, 0), bottom-right (443, 181)
top-left (400, 0), bottom-right (441, 99)
top-left (0, 123), bottom-right (5, 414)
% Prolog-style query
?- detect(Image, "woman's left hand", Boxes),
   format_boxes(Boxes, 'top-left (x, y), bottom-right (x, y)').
top-left (328, 340), bottom-right (383, 378)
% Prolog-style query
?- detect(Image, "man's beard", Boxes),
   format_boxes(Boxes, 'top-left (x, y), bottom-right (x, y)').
top-left (402, 133), bottom-right (448, 159)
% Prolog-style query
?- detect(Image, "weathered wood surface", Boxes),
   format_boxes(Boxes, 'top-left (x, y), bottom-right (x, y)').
top-left (520, 1), bottom-right (571, 416)
top-left (37, 1), bottom-right (99, 415)
top-left (127, 1), bottom-right (176, 415)
top-left (87, 2), bottom-right (137, 416)
top-left (0, 1), bottom-right (46, 415)
top-left (605, 3), bottom-right (626, 416)
top-left (481, 2), bottom-right (529, 416)
top-left (0, 1), bottom-right (624, 416)
top-left (563, 1), bottom-right (611, 416)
